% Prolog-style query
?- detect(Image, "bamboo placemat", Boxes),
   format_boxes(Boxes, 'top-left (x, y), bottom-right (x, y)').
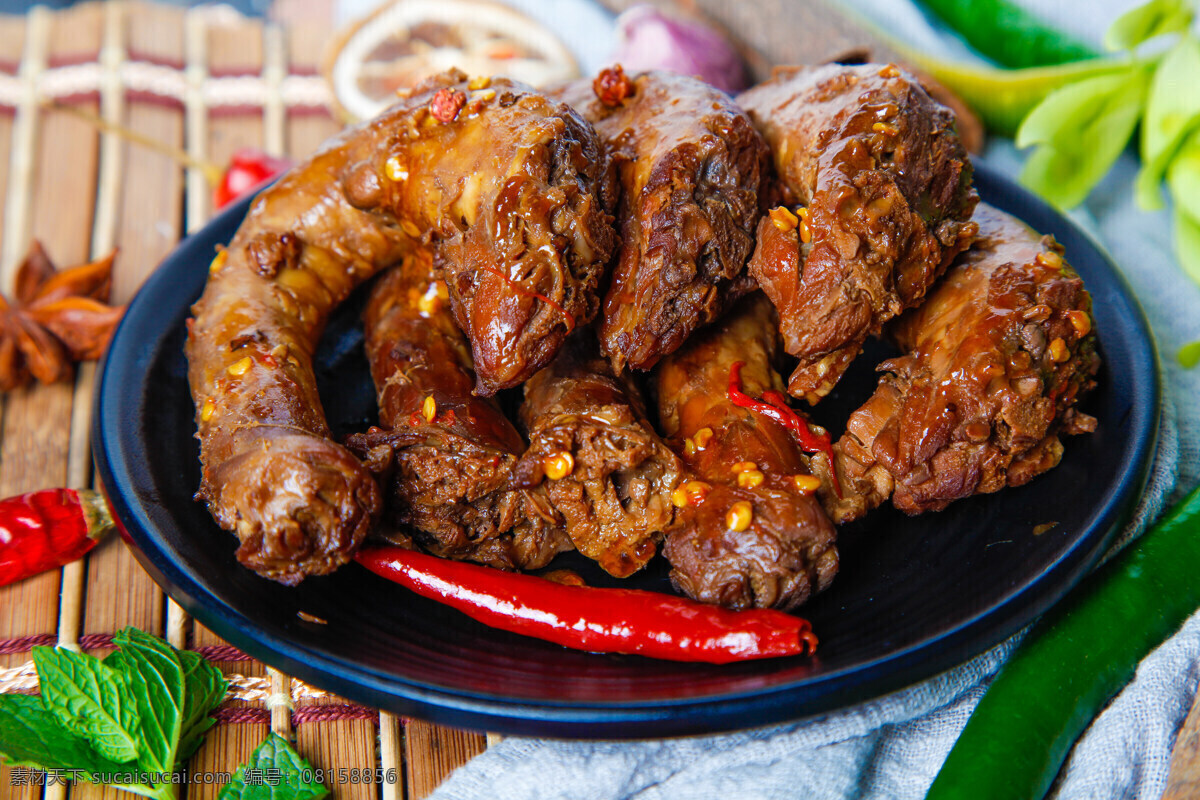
top-left (0, 3), bottom-right (486, 797)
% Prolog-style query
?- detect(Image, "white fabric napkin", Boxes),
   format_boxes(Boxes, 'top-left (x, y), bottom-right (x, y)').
top-left (429, 3), bottom-right (1200, 797)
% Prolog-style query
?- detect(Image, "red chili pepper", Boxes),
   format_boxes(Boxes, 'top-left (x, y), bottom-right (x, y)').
top-left (213, 148), bottom-right (294, 210)
top-left (727, 361), bottom-right (841, 497)
top-left (355, 546), bottom-right (817, 663)
top-left (0, 488), bottom-right (115, 587)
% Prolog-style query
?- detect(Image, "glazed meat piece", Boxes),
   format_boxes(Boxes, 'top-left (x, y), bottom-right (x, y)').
top-left (654, 294), bottom-right (838, 611)
top-left (518, 332), bottom-right (682, 577)
top-left (554, 68), bottom-right (771, 371)
top-left (738, 63), bottom-right (978, 402)
top-left (344, 258), bottom-right (569, 569)
top-left (187, 69), bottom-right (614, 583)
top-left (370, 72), bottom-right (616, 393)
top-left (816, 204), bottom-right (1101, 523)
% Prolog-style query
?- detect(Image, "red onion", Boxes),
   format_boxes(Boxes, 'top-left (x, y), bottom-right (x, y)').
top-left (610, 5), bottom-right (747, 93)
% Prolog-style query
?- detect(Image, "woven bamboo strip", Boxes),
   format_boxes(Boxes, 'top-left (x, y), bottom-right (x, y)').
top-left (271, 18), bottom-right (383, 799)
top-left (260, 18), bottom-right (295, 755)
top-left (162, 0), bottom-right (200, 693)
top-left (183, 6), bottom-right (208, 235)
top-left (182, 12), bottom-right (271, 792)
top-left (282, 21), bottom-right (339, 156)
top-left (0, 5), bottom-right (43, 280)
top-left (0, 12), bottom-right (26, 270)
top-left (379, 713), bottom-right (404, 800)
top-left (49, 7), bottom-right (121, 800)
top-left (0, 0), bottom-right (95, 674)
top-left (0, 10), bottom-right (38, 800)
top-left (55, 0), bottom-right (123, 662)
top-left (0, 7), bottom-right (102, 800)
top-left (258, 23), bottom-right (293, 756)
top-left (77, 0), bottom-right (184, 701)
top-left (262, 22), bottom-right (285, 157)
top-left (405, 720), bottom-right (487, 800)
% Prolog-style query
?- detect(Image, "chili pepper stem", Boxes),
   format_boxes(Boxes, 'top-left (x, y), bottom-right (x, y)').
top-left (0, 488), bottom-right (116, 587)
top-left (46, 100), bottom-right (225, 186)
top-left (77, 488), bottom-right (116, 543)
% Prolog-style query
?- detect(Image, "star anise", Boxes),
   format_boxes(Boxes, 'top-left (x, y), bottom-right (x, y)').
top-left (0, 240), bottom-right (125, 392)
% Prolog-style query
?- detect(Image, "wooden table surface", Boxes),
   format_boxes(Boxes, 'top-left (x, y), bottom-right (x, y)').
top-left (0, 2), bottom-right (1196, 799)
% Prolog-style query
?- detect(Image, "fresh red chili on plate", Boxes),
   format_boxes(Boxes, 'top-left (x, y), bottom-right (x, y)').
top-left (355, 546), bottom-right (817, 663)
top-left (0, 488), bottom-right (115, 586)
top-left (727, 361), bottom-right (841, 496)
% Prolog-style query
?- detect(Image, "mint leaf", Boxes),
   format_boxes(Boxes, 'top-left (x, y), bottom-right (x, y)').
top-left (176, 649), bottom-right (227, 763)
top-left (1104, 0), bottom-right (1193, 51)
top-left (109, 628), bottom-right (186, 777)
top-left (1136, 35), bottom-right (1200, 209)
top-left (217, 733), bottom-right (328, 800)
top-left (0, 694), bottom-right (127, 775)
top-left (1017, 68), bottom-right (1150, 208)
top-left (31, 646), bottom-right (142, 763)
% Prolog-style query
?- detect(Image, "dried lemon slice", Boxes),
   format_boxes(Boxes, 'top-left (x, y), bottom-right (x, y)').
top-left (325, 0), bottom-right (580, 122)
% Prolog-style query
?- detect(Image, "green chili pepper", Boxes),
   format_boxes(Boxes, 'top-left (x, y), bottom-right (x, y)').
top-left (926, 483), bottom-right (1200, 800)
top-left (887, 45), bottom-right (1129, 137)
top-left (915, 0), bottom-right (1098, 68)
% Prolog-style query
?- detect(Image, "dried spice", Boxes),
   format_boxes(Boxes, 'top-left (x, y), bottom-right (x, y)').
top-left (593, 64), bottom-right (635, 107)
top-left (0, 240), bottom-right (125, 391)
top-left (429, 87), bottom-right (466, 122)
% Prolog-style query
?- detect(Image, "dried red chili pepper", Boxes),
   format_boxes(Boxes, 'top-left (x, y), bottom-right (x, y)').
top-left (429, 88), bottom-right (467, 122)
top-left (0, 489), bottom-right (115, 587)
top-left (593, 64), bottom-right (635, 107)
top-left (727, 361), bottom-right (841, 497)
top-left (355, 546), bottom-right (817, 663)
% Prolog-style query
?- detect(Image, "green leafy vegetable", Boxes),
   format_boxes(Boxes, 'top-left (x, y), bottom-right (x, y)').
top-left (217, 733), bottom-right (328, 800)
top-left (1136, 36), bottom-right (1200, 208)
top-left (849, 13), bottom-right (1129, 138)
top-left (107, 628), bottom-right (186, 778)
top-left (1016, 68), bottom-right (1150, 208)
top-left (1006, 0), bottom-right (1200, 289)
top-left (31, 645), bottom-right (142, 763)
top-left (0, 693), bottom-right (126, 775)
top-left (1179, 340), bottom-right (1200, 367)
top-left (0, 627), bottom-right (227, 800)
top-left (1104, 0), bottom-right (1193, 51)
top-left (177, 649), bottom-right (228, 763)
top-left (1168, 138), bottom-right (1200, 286)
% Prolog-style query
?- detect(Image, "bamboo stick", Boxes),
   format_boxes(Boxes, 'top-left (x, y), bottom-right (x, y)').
top-left (380, 713), bottom-right (406, 800)
top-left (184, 6), bottom-right (209, 235)
top-left (0, 5), bottom-right (45, 284)
top-left (182, 11), bottom-right (272, 797)
top-left (0, 11), bottom-right (39, 800)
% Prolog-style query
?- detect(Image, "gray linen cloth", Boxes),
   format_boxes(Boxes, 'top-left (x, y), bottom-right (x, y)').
top-left (430, 2), bottom-right (1200, 797)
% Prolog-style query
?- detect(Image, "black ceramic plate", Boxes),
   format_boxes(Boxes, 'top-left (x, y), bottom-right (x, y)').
top-left (94, 162), bottom-right (1158, 738)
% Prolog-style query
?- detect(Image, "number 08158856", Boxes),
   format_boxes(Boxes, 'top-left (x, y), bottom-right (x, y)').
top-left (300, 768), bottom-right (399, 785)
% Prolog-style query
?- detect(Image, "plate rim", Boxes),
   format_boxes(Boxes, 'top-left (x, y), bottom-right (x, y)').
top-left (93, 160), bottom-right (1160, 738)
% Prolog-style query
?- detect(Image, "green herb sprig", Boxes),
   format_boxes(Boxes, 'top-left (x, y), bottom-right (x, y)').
top-left (0, 627), bottom-right (226, 800)
top-left (217, 733), bottom-right (329, 800)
